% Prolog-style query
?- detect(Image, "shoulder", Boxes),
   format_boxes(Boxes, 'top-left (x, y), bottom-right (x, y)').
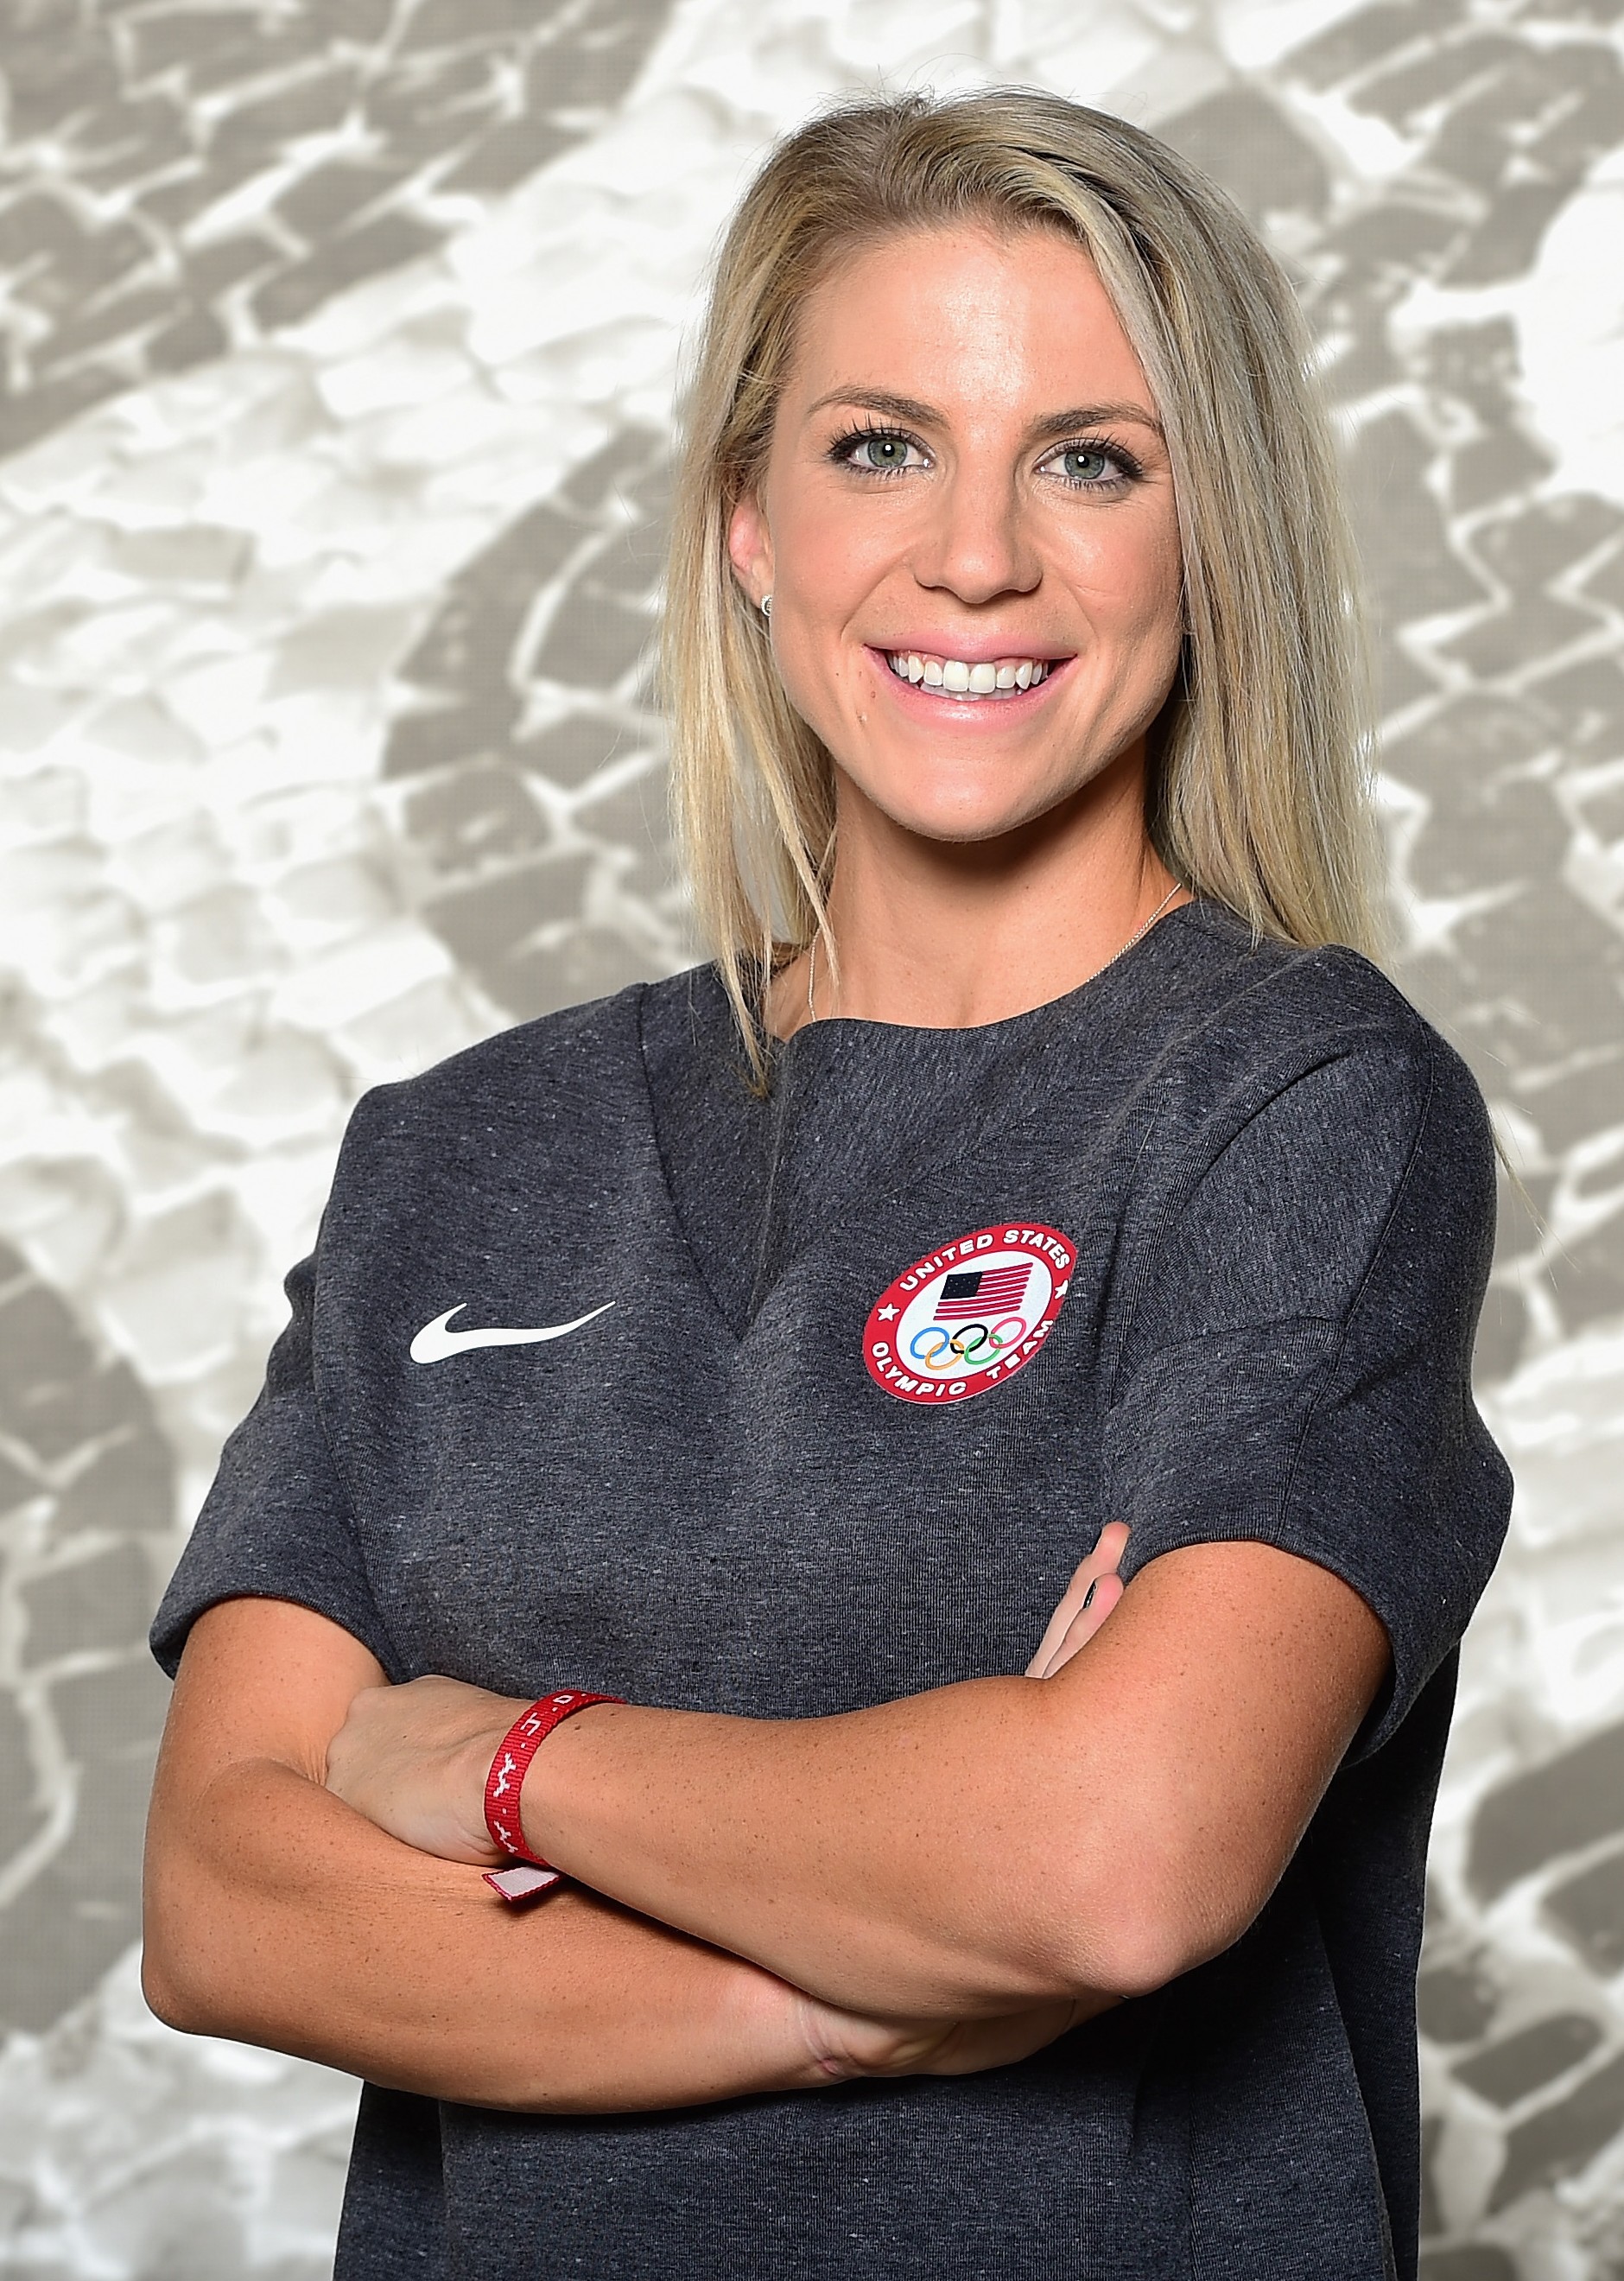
top-left (1157, 904), bottom-right (1487, 1152)
top-left (1168, 901), bottom-right (1433, 1059)
top-left (1111, 907), bottom-right (1495, 1263)
top-left (321, 969), bottom-right (717, 1233)
top-left (1114, 912), bottom-right (1499, 1351)
top-left (359, 980), bottom-right (641, 1133)
top-left (344, 967), bottom-right (719, 1148)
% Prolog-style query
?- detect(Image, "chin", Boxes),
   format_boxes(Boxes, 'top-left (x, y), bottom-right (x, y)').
top-left (897, 807), bottom-right (1038, 846)
top-left (860, 774), bottom-right (1071, 848)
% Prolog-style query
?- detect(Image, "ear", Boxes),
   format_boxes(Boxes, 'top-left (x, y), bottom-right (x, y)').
top-left (726, 490), bottom-right (774, 613)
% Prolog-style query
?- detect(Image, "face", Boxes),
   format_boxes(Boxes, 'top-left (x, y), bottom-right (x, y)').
top-left (728, 223), bottom-right (1185, 848)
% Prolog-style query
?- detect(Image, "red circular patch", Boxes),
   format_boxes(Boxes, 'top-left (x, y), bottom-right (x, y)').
top-left (863, 1221), bottom-right (1075, 1406)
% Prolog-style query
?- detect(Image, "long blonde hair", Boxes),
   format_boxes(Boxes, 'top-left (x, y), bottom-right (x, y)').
top-left (663, 89), bottom-right (1383, 1069)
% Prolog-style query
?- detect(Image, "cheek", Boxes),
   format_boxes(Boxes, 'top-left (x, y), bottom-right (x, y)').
top-left (1143, 512), bottom-right (1186, 632)
top-left (777, 628), bottom-right (887, 753)
top-left (768, 505), bottom-right (889, 715)
top-left (1076, 521), bottom-right (1183, 639)
top-left (777, 492), bottom-right (890, 613)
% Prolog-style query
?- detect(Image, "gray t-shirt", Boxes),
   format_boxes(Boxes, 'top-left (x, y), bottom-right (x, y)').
top-left (152, 900), bottom-right (1511, 2281)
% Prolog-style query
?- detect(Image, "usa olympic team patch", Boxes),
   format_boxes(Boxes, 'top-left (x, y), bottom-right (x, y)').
top-left (863, 1222), bottom-right (1074, 1406)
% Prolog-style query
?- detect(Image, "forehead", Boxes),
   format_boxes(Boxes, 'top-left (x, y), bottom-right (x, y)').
top-left (782, 221), bottom-right (1152, 416)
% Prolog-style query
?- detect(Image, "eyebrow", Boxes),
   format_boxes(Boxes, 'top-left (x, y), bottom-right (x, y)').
top-left (804, 387), bottom-right (1164, 440)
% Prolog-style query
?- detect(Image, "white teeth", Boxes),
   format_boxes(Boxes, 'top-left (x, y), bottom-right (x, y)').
top-left (885, 650), bottom-right (1055, 696)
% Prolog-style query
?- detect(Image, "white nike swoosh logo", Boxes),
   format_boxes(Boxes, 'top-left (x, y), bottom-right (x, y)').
top-left (409, 1300), bottom-right (615, 1363)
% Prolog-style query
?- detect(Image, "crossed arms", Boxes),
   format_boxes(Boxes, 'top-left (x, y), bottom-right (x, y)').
top-left (142, 1523), bottom-right (1386, 2113)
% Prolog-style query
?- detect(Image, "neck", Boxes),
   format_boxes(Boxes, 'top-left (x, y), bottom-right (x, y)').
top-left (771, 742), bottom-right (1185, 1038)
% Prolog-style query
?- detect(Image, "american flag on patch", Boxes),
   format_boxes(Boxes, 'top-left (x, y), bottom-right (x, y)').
top-left (934, 1263), bottom-right (1032, 1320)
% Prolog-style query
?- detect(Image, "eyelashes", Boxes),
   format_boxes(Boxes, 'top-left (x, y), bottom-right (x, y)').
top-left (825, 422), bottom-right (925, 477)
top-left (824, 421), bottom-right (1145, 491)
top-left (1048, 431), bottom-right (1146, 487)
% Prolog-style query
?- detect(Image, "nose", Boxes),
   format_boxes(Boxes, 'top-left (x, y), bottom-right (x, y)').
top-left (910, 454), bottom-right (1041, 607)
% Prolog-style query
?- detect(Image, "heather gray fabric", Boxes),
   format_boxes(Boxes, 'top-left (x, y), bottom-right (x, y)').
top-left (152, 899), bottom-right (1512, 2281)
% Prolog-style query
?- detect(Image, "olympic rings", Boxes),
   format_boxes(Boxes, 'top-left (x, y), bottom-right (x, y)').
top-left (908, 1314), bottom-right (1030, 1373)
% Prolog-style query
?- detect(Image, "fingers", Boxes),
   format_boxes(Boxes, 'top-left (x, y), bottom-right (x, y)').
top-left (793, 1994), bottom-right (953, 2082)
top-left (913, 1999), bottom-right (1084, 2076)
top-left (1043, 1569), bottom-right (1124, 1678)
top-left (800, 1992), bottom-right (1120, 2087)
top-left (1025, 1522), bottom-right (1130, 1679)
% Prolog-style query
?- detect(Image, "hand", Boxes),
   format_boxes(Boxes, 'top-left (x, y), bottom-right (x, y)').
top-left (324, 1525), bottom-right (1128, 1870)
top-left (791, 1986), bottom-right (1092, 2084)
top-left (325, 1674), bottom-right (527, 1864)
top-left (1026, 1522), bottom-right (1129, 1679)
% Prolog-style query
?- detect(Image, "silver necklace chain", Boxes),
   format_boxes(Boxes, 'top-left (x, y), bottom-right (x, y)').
top-left (803, 880), bottom-right (1181, 1027)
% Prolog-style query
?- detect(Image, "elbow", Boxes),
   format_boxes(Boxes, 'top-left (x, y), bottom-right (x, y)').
top-left (140, 1897), bottom-right (234, 2037)
top-left (142, 1920), bottom-right (265, 2044)
top-left (140, 1941), bottom-right (210, 2036)
top-left (141, 1852), bottom-right (239, 2040)
top-left (1076, 1914), bottom-right (1215, 2004)
top-left (1048, 1848), bottom-right (1273, 2004)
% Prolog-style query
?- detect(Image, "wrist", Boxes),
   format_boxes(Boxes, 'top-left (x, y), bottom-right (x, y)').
top-left (478, 1692), bottom-right (625, 1877)
top-left (512, 1696), bottom-right (627, 1866)
top-left (460, 1713), bottom-right (523, 1858)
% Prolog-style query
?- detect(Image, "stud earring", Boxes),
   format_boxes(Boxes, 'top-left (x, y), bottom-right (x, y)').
top-left (760, 594), bottom-right (772, 619)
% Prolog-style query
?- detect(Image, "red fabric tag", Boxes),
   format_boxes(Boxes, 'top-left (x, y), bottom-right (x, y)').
top-left (483, 1690), bottom-right (624, 1877)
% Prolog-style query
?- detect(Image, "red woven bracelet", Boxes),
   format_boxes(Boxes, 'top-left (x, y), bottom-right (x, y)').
top-left (482, 1690), bottom-right (623, 1904)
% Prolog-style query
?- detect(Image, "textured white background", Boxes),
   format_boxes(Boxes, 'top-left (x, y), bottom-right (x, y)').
top-left (2, 0), bottom-right (1623, 2272)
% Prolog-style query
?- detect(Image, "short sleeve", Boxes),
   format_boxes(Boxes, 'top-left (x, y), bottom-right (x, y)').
top-left (1105, 1034), bottom-right (1512, 1757)
top-left (149, 1243), bottom-right (401, 1680)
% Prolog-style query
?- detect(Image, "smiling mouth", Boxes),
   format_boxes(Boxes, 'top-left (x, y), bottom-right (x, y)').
top-left (883, 649), bottom-right (1063, 701)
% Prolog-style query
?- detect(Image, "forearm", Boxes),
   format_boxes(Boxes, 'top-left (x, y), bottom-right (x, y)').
top-left (143, 1754), bottom-right (839, 2113)
top-left (320, 1528), bottom-right (1135, 2025)
top-left (525, 1677), bottom-right (1112, 2021)
top-left (519, 1548), bottom-right (1386, 2020)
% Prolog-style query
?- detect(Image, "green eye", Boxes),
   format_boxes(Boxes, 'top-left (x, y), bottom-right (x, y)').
top-left (1059, 448), bottom-right (1112, 484)
top-left (861, 435), bottom-right (911, 469)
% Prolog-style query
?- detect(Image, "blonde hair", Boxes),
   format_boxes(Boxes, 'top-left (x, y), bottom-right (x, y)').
top-left (663, 88), bottom-right (1383, 1068)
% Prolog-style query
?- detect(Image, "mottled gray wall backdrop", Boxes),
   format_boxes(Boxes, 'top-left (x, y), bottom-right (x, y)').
top-left (1, 0), bottom-right (1621, 2273)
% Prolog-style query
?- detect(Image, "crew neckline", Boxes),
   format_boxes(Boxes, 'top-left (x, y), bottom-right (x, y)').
top-left (768, 896), bottom-right (1214, 1057)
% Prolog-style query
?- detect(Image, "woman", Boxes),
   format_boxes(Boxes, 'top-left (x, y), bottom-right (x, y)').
top-left (143, 91), bottom-right (1510, 2281)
